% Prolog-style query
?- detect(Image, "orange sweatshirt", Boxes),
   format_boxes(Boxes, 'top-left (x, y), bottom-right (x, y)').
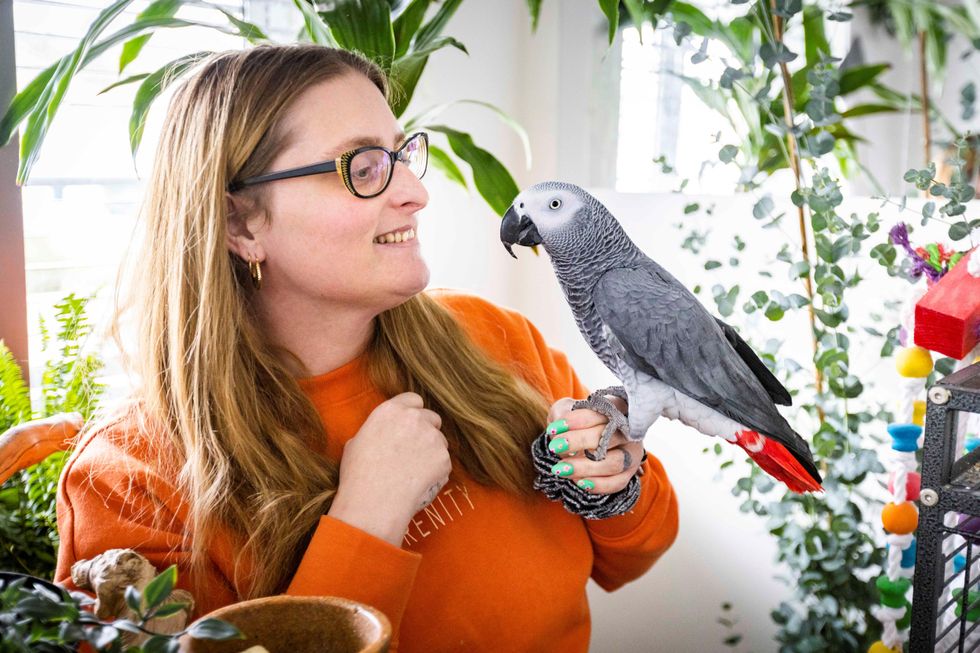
top-left (55, 290), bottom-right (679, 652)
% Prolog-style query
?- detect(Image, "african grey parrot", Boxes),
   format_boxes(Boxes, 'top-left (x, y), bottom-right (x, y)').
top-left (500, 182), bottom-right (822, 493)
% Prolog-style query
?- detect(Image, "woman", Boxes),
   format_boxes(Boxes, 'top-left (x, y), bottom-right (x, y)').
top-left (54, 44), bottom-right (678, 651)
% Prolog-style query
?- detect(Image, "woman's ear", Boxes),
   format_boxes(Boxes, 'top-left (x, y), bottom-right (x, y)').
top-left (226, 191), bottom-right (264, 262)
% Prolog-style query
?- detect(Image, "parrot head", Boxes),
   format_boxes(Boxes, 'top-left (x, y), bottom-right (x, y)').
top-left (500, 182), bottom-right (605, 260)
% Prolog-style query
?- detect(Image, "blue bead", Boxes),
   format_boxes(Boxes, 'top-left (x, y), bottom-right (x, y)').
top-left (887, 424), bottom-right (923, 452)
top-left (901, 538), bottom-right (917, 568)
top-left (956, 554), bottom-right (967, 574)
top-left (967, 437), bottom-right (980, 454)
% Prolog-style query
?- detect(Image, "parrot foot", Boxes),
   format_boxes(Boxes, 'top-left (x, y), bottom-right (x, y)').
top-left (572, 390), bottom-right (629, 462)
top-left (591, 385), bottom-right (629, 403)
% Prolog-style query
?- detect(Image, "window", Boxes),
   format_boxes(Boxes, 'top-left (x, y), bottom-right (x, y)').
top-left (615, 22), bottom-right (739, 194)
top-left (13, 0), bottom-right (250, 396)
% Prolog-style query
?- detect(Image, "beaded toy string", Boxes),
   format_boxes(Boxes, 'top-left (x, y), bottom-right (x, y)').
top-left (869, 286), bottom-right (927, 653)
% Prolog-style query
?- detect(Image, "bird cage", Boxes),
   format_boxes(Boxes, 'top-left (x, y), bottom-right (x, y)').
top-left (910, 362), bottom-right (980, 652)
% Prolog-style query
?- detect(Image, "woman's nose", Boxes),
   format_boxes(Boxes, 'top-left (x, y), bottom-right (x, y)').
top-left (387, 159), bottom-right (428, 210)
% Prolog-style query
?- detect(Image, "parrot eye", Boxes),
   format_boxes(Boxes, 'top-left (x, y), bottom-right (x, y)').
top-left (549, 198), bottom-right (562, 210)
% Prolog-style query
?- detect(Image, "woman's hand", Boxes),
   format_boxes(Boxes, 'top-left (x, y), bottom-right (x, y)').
top-left (328, 392), bottom-right (452, 546)
top-left (544, 396), bottom-right (644, 495)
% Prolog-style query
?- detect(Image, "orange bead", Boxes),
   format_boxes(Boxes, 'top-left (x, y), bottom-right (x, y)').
top-left (882, 502), bottom-right (918, 534)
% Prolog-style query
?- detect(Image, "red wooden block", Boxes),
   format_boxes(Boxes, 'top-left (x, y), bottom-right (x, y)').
top-left (915, 248), bottom-right (980, 359)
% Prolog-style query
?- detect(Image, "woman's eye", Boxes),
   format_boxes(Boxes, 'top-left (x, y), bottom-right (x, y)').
top-left (353, 166), bottom-right (373, 180)
top-left (550, 199), bottom-right (562, 209)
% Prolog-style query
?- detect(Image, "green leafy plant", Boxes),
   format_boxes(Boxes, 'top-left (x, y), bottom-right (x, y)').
top-left (654, 0), bottom-right (972, 649)
top-left (0, 565), bottom-right (242, 652)
top-left (0, 294), bottom-right (105, 578)
top-left (667, 1), bottom-right (904, 187)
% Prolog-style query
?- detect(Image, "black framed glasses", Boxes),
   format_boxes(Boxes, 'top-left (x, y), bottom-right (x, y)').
top-left (228, 131), bottom-right (428, 198)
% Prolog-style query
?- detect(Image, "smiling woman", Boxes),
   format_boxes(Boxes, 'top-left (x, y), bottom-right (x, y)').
top-left (50, 43), bottom-right (678, 652)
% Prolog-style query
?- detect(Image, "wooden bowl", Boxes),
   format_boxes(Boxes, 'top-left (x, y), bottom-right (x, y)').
top-left (180, 595), bottom-right (391, 653)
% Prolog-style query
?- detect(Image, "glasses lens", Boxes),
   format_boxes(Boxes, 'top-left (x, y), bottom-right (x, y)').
top-left (400, 134), bottom-right (428, 180)
top-left (349, 149), bottom-right (392, 197)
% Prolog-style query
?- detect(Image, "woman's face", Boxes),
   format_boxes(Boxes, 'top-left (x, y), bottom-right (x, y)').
top-left (234, 72), bottom-right (430, 315)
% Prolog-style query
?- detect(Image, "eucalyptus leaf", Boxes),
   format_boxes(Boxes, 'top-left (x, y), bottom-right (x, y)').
top-left (719, 144), bottom-right (739, 163)
top-left (186, 617), bottom-right (244, 640)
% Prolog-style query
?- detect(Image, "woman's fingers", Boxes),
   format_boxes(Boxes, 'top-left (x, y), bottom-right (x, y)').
top-left (548, 423), bottom-right (629, 458)
top-left (573, 467), bottom-right (637, 495)
top-left (548, 442), bottom-right (644, 487)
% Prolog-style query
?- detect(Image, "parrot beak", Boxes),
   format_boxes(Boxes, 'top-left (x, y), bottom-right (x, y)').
top-left (500, 206), bottom-right (542, 259)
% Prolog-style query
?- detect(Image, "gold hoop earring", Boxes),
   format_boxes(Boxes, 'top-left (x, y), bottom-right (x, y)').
top-left (248, 257), bottom-right (263, 290)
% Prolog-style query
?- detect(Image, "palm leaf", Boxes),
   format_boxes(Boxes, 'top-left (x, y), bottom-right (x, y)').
top-left (119, 0), bottom-right (183, 74)
top-left (526, 0), bottom-right (543, 32)
top-left (292, 0), bottom-right (337, 46)
top-left (17, 0), bottom-right (138, 185)
top-left (428, 143), bottom-right (467, 189)
top-left (97, 73), bottom-right (150, 95)
top-left (319, 0), bottom-right (396, 73)
top-left (405, 99), bottom-right (530, 168)
top-left (130, 51), bottom-right (213, 156)
top-left (427, 125), bottom-right (518, 216)
top-left (597, 0), bottom-right (619, 45)
top-left (393, 0), bottom-right (430, 58)
top-left (389, 37), bottom-right (467, 117)
top-left (215, 7), bottom-right (269, 44)
top-left (413, 0), bottom-right (463, 50)
top-left (8, 14), bottom-right (248, 184)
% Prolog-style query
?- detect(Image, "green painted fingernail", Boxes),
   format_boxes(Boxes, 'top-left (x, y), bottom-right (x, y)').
top-left (577, 479), bottom-right (595, 491)
top-left (546, 419), bottom-right (569, 436)
top-left (551, 462), bottom-right (574, 477)
top-left (549, 437), bottom-right (570, 454)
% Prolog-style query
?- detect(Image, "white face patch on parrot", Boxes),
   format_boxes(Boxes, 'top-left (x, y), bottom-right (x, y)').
top-left (521, 187), bottom-right (584, 238)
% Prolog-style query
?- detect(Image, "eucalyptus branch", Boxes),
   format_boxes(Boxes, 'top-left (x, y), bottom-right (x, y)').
top-left (767, 0), bottom-right (825, 415)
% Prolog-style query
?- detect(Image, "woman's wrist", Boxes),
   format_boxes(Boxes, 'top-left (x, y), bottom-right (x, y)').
top-left (327, 488), bottom-right (410, 547)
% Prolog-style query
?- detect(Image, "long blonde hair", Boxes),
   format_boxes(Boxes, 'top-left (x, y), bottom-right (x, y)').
top-left (113, 44), bottom-right (550, 602)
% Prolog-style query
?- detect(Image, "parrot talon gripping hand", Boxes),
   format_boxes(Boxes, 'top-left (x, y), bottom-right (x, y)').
top-left (571, 390), bottom-right (628, 461)
top-left (502, 182), bottom-right (823, 518)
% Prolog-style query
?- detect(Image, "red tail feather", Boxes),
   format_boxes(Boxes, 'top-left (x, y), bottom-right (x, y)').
top-left (734, 430), bottom-right (822, 493)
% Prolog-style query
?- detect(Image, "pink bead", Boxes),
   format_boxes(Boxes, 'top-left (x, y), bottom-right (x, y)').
top-left (888, 472), bottom-right (921, 502)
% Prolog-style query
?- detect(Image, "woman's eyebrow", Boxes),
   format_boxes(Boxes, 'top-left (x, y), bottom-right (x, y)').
top-left (321, 131), bottom-right (408, 159)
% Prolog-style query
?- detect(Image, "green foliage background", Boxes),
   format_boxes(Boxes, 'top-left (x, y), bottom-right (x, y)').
top-left (0, 294), bottom-right (104, 578)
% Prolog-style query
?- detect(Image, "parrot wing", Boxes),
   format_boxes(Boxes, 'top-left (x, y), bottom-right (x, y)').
top-left (714, 318), bottom-right (792, 406)
top-left (592, 265), bottom-right (820, 483)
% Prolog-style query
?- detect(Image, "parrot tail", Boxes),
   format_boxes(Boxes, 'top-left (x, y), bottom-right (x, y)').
top-left (734, 430), bottom-right (823, 493)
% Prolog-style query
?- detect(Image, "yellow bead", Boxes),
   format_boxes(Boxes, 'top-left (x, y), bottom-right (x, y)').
top-left (912, 400), bottom-right (927, 426)
top-left (868, 642), bottom-right (901, 653)
top-left (896, 346), bottom-right (933, 378)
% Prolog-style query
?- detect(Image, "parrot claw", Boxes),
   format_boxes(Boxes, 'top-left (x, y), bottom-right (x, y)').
top-left (572, 388), bottom-right (629, 462)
